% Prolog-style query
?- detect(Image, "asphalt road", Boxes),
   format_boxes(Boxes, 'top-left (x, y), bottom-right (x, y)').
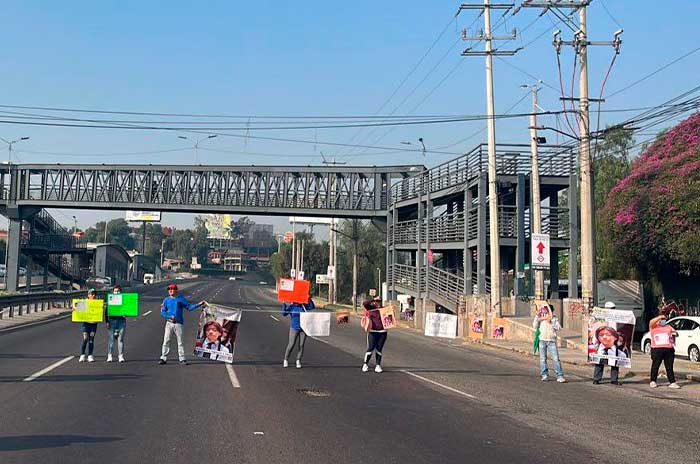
top-left (1, 278), bottom-right (698, 464)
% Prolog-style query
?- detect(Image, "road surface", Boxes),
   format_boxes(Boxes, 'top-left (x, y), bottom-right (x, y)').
top-left (1, 278), bottom-right (698, 463)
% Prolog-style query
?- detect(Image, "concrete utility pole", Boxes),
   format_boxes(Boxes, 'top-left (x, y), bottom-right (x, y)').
top-left (524, 83), bottom-right (544, 299)
top-left (352, 219), bottom-right (358, 314)
top-left (458, 1), bottom-right (520, 314)
top-left (526, 0), bottom-right (623, 307)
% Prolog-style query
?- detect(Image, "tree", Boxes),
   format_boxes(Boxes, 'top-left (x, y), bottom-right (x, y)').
top-left (336, 220), bottom-right (385, 303)
top-left (228, 216), bottom-right (253, 241)
top-left (594, 126), bottom-right (635, 279)
top-left (601, 113), bottom-right (700, 281)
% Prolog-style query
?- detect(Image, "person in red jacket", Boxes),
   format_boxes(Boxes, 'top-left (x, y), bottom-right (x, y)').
top-left (362, 298), bottom-right (387, 373)
top-left (648, 314), bottom-right (681, 389)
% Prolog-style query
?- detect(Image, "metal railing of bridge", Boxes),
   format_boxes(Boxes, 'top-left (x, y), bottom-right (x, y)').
top-left (427, 266), bottom-right (465, 306)
top-left (0, 289), bottom-right (104, 320)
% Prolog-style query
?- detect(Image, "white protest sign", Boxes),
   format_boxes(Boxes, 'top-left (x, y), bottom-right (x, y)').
top-left (108, 294), bottom-right (123, 306)
top-left (300, 312), bottom-right (331, 337)
top-left (424, 312), bottom-right (458, 339)
top-left (280, 279), bottom-right (295, 291)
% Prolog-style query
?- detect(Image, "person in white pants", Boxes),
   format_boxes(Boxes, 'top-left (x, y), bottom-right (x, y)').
top-left (159, 283), bottom-right (207, 365)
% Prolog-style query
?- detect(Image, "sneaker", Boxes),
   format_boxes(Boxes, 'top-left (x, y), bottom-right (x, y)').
top-left (87, 355), bottom-right (95, 363)
top-left (649, 381), bottom-right (658, 388)
top-left (118, 355), bottom-right (125, 363)
top-left (283, 360), bottom-right (289, 368)
top-left (106, 354), bottom-right (113, 363)
top-left (592, 380), bottom-right (600, 385)
top-left (541, 375), bottom-right (548, 381)
top-left (179, 360), bottom-right (188, 365)
top-left (158, 359), bottom-right (167, 365)
top-left (669, 382), bottom-right (681, 389)
top-left (362, 363), bottom-right (369, 373)
top-left (296, 360), bottom-right (302, 369)
top-left (375, 365), bottom-right (383, 373)
top-left (78, 355), bottom-right (86, 363)
top-left (556, 377), bottom-right (567, 383)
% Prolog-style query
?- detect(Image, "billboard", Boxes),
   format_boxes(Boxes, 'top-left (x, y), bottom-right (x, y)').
top-left (205, 214), bottom-right (232, 239)
top-left (126, 211), bottom-right (161, 222)
top-left (289, 216), bottom-right (333, 225)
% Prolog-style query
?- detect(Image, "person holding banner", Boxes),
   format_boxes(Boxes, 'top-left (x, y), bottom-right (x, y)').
top-left (362, 298), bottom-right (387, 373)
top-left (648, 314), bottom-right (681, 389)
top-left (282, 293), bottom-right (315, 369)
top-left (78, 289), bottom-right (100, 363)
top-left (105, 285), bottom-right (126, 363)
top-left (158, 284), bottom-right (207, 365)
top-left (532, 304), bottom-right (566, 383)
top-left (592, 302), bottom-right (627, 386)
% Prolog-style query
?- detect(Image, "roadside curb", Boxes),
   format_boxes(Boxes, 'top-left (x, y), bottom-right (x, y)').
top-left (0, 309), bottom-right (72, 333)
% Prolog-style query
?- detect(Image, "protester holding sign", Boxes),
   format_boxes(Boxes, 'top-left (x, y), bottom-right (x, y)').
top-left (78, 289), bottom-right (101, 363)
top-left (532, 303), bottom-right (566, 383)
top-left (648, 314), bottom-right (681, 389)
top-left (105, 285), bottom-right (127, 363)
top-left (282, 293), bottom-right (315, 369)
top-left (590, 302), bottom-right (635, 386)
top-left (159, 284), bottom-right (207, 365)
top-left (361, 298), bottom-right (387, 373)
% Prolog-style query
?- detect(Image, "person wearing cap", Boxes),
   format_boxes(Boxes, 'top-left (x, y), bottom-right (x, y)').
top-left (159, 283), bottom-right (207, 365)
top-left (105, 285), bottom-right (127, 363)
top-left (78, 288), bottom-right (100, 363)
top-left (592, 301), bottom-right (624, 385)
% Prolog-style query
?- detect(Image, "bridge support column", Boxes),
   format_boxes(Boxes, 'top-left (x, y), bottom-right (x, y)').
top-left (568, 174), bottom-right (579, 299)
top-left (6, 217), bottom-right (22, 292)
top-left (477, 173), bottom-right (487, 294)
top-left (515, 174), bottom-right (526, 297)
top-left (415, 192), bottom-right (425, 330)
top-left (43, 254), bottom-right (49, 291)
top-left (464, 186), bottom-right (473, 295)
top-left (26, 256), bottom-right (33, 293)
top-left (550, 191), bottom-right (560, 300)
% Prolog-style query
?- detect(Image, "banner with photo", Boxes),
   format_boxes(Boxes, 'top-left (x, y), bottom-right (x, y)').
top-left (300, 312), bottom-right (331, 337)
top-left (194, 305), bottom-right (242, 364)
top-left (587, 307), bottom-right (635, 368)
top-left (425, 312), bottom-right (458, 339)
top-left (378, 305), bottom-right (397, 329)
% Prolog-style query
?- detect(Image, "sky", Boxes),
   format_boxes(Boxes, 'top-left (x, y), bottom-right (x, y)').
top-left (1, 0), bottom-right (698, 234)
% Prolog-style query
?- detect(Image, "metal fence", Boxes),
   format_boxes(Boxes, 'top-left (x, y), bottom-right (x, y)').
top-left (427, 266), bottom-right (465, 305)
top-left (0, 290), bottom-right (103, 320)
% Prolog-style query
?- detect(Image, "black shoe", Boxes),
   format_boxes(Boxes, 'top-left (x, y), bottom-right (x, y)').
top-left (592, 380), bottom-right (600, 385)
top-left (179, 360), bottom-right (188, 365)
top-left (158, 359), bottom-right (167, 365)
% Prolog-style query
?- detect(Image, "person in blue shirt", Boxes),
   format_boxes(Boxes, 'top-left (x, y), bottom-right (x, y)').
top-left (159, 283), bottom-right (207, 365)
top-left (282, 294), bottom-right (314, 369)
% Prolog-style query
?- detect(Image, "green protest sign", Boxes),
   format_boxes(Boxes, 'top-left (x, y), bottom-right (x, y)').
top-left (107, 293), bottom-right (139, 317)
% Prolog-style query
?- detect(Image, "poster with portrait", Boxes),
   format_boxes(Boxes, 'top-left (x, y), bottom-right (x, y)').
top-left (425, 312), bottom-right (458, 339)
top-left (193, 305), bottom-right (242, 363)
top-left (587, 307), bottom-right (635, 368)
top-left (379, 305), bottom-right (397, 330)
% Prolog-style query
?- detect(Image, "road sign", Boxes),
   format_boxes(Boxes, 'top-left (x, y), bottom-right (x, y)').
top-left (283, 231), bottom-right (293, 243)
top-left (126, 211), bottom-right (161, 222)
top-left (316, 274), bottom-right (329, 284)
top-left (531, 233), bottom-right (550, 270)
top-left (327, 265), bottom-right (336, 280)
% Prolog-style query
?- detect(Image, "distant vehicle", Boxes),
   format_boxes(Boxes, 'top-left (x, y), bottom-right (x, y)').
top-left (86, 276), bottom-right (112, 290)
top-left (143, 273), bottom-right (154, 285)
top-left (175, 276), bottom-right (185, 280)
top-left (228, 276), bottom-right (237, 281)
top-left (641, 316), bottom-right (700, 362)
top-left (259, 281), bottom-right (268, 285)
top-left (19, 267), bottom-right (26, 276)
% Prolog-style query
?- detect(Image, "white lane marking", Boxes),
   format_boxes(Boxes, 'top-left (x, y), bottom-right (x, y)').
top-left (270, 315), bottom-right (279, 322)
top-left (143, 310), bottom-right (152, 316)
top-left (226, 364), bottom-right (241, 388)
top-left (23, 356), bottom-right (75, 382)
top-left (400, 370), bottom-right (478, 401)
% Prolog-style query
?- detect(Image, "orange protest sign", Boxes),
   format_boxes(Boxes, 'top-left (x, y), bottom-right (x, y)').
top-left (277, 279), bottom-right (311, 304)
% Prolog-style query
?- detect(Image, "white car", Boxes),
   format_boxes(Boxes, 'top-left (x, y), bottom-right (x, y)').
top-left (228, 276), bottom-right (237, 281)
top-left (641, 316), bottom-right (700, 362)
top-left (259, 281), bottom-right (268, 285)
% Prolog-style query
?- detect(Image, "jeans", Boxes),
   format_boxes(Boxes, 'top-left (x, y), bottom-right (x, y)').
top-left (107, 319), bottom-right (126, 357)
top-left (284, 329), bottom-right (307, 361)
top-left (539, 340), bottom-right (564, 378)
top-left (161, 321), bottom-right (185, 361)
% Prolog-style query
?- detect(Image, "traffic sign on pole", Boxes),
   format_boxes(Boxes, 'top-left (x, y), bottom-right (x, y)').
top-left (531, 233), bottom-right (550, 270)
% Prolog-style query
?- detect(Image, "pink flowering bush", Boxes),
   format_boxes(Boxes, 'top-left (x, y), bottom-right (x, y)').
top-left (601, 113), bottom-right (700, 275)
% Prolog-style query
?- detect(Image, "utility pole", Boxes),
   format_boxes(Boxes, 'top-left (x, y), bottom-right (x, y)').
top-left (525, 0), bottom-right (623, 307)
top-left (524, 83), bottom-right (544, 299)
top-left (352, 220), bottom-right (358, 313)
top-left (458, 1), bottom-right (520, 314)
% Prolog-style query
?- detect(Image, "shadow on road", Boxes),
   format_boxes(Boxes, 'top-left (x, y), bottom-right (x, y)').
top-left (0, 434), bottom-right (123, 451)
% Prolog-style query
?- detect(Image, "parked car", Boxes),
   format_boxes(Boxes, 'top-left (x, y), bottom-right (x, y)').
top-left (86, 276), bottom-right (112, 290)
top-left (641, 316), bottom-right (700, 362)
top-left (259, 281), bottom-right (268, 285)
top-left (228, 276), bottom-right (237, 281)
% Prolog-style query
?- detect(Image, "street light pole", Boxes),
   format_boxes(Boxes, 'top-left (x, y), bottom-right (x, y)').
top-left (178, 135), bottom-right (217, 165)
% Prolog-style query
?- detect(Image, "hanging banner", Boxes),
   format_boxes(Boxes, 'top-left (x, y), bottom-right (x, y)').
top-left (126, 211), bottom-right (162, 222)
top-left (587, 307), bottom-right (635, 368)
top-left (194, 305), bottom-right (242, 363)
top-left (300, 312), bottom-right (331, 337)
top-left (107, 293), bottom-right (139, 317)
top-left (278, 279), bottom-right (310, 304)
top-left (425, 312), bottom-right (458, 339)
top-left (72, 299), bottom-right (104, 322)
top-left (379, 305), bottom-right (397, 330)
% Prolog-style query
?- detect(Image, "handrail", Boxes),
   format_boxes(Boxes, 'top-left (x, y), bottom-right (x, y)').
top-left (0, 289), bottom-right (106, 319)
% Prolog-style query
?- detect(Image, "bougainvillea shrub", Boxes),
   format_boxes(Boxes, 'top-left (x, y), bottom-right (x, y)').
top-left (601, 113), bottom-right (700, 276)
